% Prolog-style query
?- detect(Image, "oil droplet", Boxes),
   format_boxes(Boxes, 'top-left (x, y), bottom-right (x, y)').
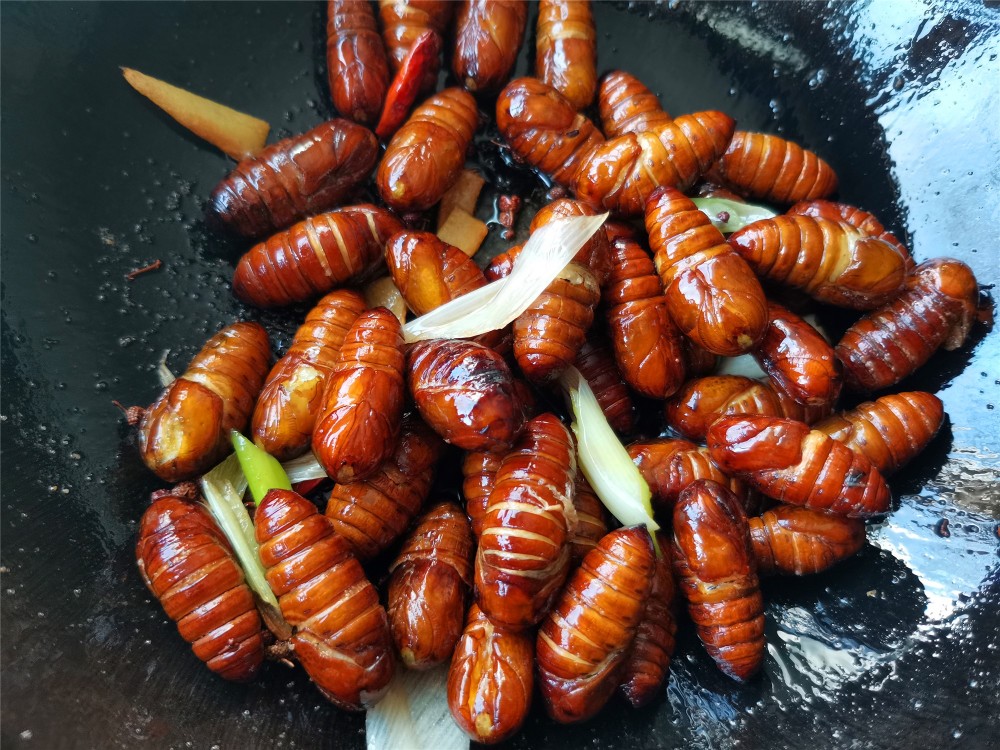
top-left (807, 68), bottom-right (828, 89)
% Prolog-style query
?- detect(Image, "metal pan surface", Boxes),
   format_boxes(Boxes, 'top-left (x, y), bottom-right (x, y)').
top-left (1, 2), bottom-right (998, 748)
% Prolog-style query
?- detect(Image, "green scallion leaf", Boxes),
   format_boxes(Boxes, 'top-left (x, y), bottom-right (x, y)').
top-left (231, 431), bottom-right (292, 505)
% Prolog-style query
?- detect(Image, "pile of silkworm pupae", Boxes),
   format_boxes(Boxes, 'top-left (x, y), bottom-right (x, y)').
top-left (124, 0), bottom-right (984, 744)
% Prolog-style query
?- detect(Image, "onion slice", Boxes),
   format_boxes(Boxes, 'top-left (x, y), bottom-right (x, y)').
top-left (200, 454), bottom-right (291, 638)
top-left (402, 213), bottom-right (608, 343)
top-left (559, 366), bottom-right (659, 545)
top-left (691, 197), bottom-right (778, 234)
top-left (366, 665), bottom-right (468, 750)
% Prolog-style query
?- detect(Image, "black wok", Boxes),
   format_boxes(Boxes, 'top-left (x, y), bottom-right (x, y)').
top-left (2, 2), bottom-right (998, 748)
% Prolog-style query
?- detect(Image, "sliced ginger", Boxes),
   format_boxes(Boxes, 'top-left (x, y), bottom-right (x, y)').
top-left (122, 67), bottom-right (269, 161)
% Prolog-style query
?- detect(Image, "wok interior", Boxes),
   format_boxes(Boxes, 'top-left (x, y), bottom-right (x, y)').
top-left (0, 2), bottom-right (996, 747)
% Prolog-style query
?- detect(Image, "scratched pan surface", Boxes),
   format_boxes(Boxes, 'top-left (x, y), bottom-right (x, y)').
top-left (1, 1), bottom-right (998, 748)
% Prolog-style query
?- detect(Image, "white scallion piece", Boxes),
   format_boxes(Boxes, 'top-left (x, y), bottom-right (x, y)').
top-left (365, 665), bottom-right (468, 750)
top-left (692, 197), bottom-right (778, 234)
top-left (200, 454), bottom-right (290, 637)
top-left (364, 275), bottom-right (408, 324)
top-left (156, 349), bottom-right (175, 386)
top-left (716, 353), bottom-right (768, 380)
top-left (281, 450), bottom-right (329, 484)
top-left (802, 312), bottom-right (833, 343)
top-left (559, 366), bottom-right (659, 540)
top-left (402, 213), bottom-right (608, 343)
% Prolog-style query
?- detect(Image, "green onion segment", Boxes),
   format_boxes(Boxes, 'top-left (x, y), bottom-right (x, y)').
top-left (231, 430), bottom-right (292, 505)
top-left (199, 453), bottom-right (290, 638)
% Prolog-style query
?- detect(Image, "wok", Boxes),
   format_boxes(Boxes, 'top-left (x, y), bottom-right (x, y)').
top-left (1, 1), bottom-right (998, 748)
